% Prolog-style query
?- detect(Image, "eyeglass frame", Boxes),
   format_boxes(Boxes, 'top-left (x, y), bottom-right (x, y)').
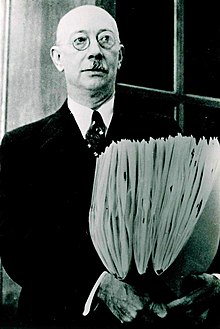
top-left (67, 30), bottom-right (118, 51)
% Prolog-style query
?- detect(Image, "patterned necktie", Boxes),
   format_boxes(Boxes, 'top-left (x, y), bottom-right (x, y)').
top-left (85, 110), bottom-right (106, 157)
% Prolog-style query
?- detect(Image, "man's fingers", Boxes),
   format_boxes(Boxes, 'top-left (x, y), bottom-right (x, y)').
top-left (167, 294), bottom-right (195, 310)
top-left (167, 284), bottom-right (212, 311)
top-left (114, 302), bottom-right (139, 323)
top-left (168, 274), bottom-right (220, 313)
top-left (150, 302), bottom-right (168, 318)
top-left (121, 310), bottom-right (138, 323)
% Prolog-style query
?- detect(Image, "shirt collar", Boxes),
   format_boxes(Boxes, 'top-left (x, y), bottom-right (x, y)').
top-left (67, 96), bottom-right (114, 138)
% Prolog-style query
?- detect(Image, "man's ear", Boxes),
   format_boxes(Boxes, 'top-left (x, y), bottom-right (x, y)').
top-left (50, 46), bottom-right (64, 72)
top-left (117, 44), bottom-right (124, 70)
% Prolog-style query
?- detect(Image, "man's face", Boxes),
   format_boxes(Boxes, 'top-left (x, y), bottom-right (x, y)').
top-left (53, 7), bottom-right (123, 95)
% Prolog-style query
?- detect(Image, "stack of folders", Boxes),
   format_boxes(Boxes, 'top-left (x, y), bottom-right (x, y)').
top-left (89, 135), bottom-right (220, 280)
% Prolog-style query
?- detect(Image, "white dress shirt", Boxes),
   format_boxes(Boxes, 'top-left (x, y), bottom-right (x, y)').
top-left (67, 96), bottom-right (114, 138)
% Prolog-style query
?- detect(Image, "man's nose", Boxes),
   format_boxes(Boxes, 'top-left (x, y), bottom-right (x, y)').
top-left (87, 38), bottom-right (103, 59)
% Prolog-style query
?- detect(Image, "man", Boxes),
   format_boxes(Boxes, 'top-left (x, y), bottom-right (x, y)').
top-left (0, 4), bottom-right (220, 328)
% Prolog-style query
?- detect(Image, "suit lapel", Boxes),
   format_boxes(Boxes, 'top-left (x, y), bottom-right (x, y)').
top-left (39, 100), bottom-right (88, 154)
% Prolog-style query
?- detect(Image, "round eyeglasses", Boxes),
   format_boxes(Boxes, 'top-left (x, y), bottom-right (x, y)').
top-left (72, 31), bottom-right (116, 51)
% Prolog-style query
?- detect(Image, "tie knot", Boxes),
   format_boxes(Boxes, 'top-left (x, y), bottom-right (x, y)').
top-left (86, 111), bottom-right (106, 156)
top-left (91, 110), bottom-right (105, 127)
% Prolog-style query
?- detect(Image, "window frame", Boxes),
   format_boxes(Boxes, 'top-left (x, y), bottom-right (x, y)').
top-left (116, 0), bottom-right (220, 133)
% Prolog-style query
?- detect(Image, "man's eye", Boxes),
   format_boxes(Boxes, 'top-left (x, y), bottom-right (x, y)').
top-left (99, 35), bottom-right (111, 44)
top-left (101, 35), bottom-right (110, 42)
top-left (74, 37), bottom-right (87, 45)
top-left (98, 32), bottom-right (115, 49)
top-left (72, 36), bottom-right (89, 50)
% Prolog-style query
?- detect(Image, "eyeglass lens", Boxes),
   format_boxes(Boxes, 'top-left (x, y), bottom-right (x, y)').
top-left (72, 31), bottom-right (116, 51)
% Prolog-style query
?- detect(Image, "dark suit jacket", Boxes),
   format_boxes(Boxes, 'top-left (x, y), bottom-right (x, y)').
top-left (0, 88), bottom-right (185, 327)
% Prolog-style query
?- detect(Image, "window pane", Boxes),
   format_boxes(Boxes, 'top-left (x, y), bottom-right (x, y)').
top-left (116, 1), bottom-right (174, 90)
top-left (185, 0), bottom-right (220, 98)
top-left (117, 86), bottom-right (176, 117)
top-left (184, 105), bottom-right (220, 138)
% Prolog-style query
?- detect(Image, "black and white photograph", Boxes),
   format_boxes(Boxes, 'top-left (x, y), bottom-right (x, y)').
top-left (0, 1), bottom-right (220, 328)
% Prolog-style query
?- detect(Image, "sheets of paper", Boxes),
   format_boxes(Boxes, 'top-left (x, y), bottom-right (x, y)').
top-left (89, 135), bottom-right (220, 280)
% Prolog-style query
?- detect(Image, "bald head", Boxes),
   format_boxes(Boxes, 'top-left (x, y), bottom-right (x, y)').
top-left (51, 4), bottom-right (124, 108)
top-left (56, 5), bottom-right (120, 46)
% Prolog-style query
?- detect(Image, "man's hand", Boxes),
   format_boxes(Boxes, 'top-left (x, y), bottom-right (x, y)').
top-left (167, 273), bottom-right (220, 325)
top-left (97, 273), bottom-right (167, 323)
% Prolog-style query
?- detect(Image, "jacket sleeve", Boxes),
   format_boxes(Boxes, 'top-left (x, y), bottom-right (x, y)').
top-left (0, 129), bottom-right (107, 314)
